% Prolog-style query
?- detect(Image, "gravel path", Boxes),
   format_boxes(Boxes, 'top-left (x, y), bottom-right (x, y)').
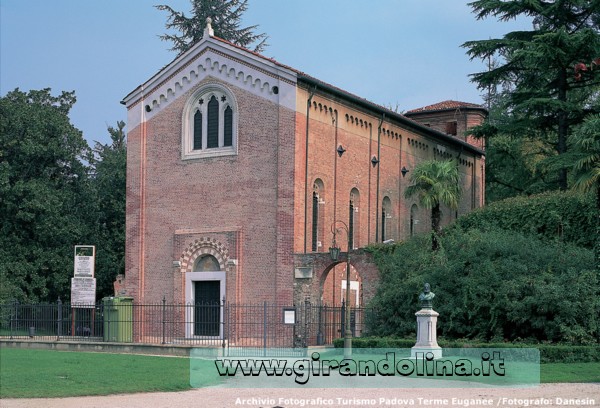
top-left (2, 383), bottom-right (599, 408)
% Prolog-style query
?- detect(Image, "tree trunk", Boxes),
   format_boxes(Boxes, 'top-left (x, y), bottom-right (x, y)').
top-left (557, 68), bottom-right (568, 191)
top-left (431, 205), bottom-right (441, 251)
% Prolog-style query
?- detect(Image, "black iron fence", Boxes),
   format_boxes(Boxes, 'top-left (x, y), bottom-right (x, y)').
top-left (0, 299), bottom-right (376, 348)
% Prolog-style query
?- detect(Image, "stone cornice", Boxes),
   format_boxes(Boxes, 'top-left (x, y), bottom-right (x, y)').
top-left (122, 37), bottom-right (297, 124)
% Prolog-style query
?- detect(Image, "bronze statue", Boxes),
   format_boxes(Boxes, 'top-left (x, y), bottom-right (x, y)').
top-left (418, 283), bottom-right (435, 309)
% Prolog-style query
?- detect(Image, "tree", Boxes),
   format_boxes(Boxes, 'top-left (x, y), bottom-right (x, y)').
top-left (571, 114), bottom-right (600, 202)
top-left (0, 89), bottom-right (92, 302)
top-left (476, 93), bottom-right (556, 201)
top-left (463, 0), bottom-right (600, 191)
top-left (88, 121), bottom-right (127, 298)
top-left (156, 0), bottom-right (268, 54)
top-left (570, 114), bottom-right (600, 269)
top-left (404, 160), bottom-right (462, 250)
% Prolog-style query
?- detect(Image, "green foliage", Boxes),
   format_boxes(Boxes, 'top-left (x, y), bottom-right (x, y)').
top-left (333, 337), bottom-right (600, 363)
top-left (404, 160), bottom-right (461, 249)
top-left (0, 90), bottom-right (127, 302)
top-left (0, 348), bottom-right (194, 398)
top-left (333, 337), bottom-right (415, 349)
top-left (404, 160), bottom-right (462, 211)
top-left (87, 121), bottom-right (127, 298)
top-left (368, 227), bottom-right (598, 344)
top-left (453, 190), bottom-right (596, 249)
top-left (156, 0), bottom-right (268, 54)
top-left (464, 0), bottom-right (600, 190)
top-left (0, 89), bottom-right (92, 302)
top-left (483, 111), bottom-right (558, 201)
top-left (570, 113), bottom-right (600, 208)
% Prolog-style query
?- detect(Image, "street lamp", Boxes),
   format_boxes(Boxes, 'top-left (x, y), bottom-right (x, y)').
top-left (329, 220), bottom-right (352, 358)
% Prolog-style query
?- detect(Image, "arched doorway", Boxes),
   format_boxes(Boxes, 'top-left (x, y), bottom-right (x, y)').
top-left (320, 262), bottom-right (362, 307)
top-left (319, 260), bottom-right (364, 341)
top-left (185, 254), bottom-right (226, 338)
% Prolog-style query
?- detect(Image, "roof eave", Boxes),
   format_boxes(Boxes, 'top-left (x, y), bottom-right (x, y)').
top-left (298, 75), bottom-right (484, 156)
top-left (121, 35), bottom-right (297, 107)
top-left (405, 106), bottom-right (489, 116)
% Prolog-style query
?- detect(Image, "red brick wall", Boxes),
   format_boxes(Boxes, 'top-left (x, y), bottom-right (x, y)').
top-left (125, 78), bottom-right (485, 307)
top-left (125, 78), bottom-right (296, 304)
top-left (405, 109), bottom-right (486, 150)
top-left (292, 88), bottom-right (484, 254)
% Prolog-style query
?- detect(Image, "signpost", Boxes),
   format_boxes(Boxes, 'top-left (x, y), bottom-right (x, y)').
top-left (70, 277), bottom-right (96, 306)
top-left (71, 246), bottom-right (97, 336)
top-left (74, 245), bottom-right (95, 278)
top-left (71, 245), bottom-right (96, 307)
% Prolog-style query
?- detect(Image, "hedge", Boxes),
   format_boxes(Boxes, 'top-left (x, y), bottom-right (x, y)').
top-left (332, 337), bottom-right (600, 363)
top-left (367, 227), bottom-right (598, 344)
top-left (453, 190), bottom-right (596, 249)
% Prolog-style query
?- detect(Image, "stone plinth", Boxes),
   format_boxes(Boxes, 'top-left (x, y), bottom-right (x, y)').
top-left (411, 307), bottom-right (442, 359)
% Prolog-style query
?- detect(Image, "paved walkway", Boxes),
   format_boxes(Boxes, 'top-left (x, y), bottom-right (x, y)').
top-left (2, 383), bottom-right (599, 408)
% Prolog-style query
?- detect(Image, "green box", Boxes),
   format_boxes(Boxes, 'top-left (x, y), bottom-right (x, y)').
top-left (102, 297), bottom-right (133, 342)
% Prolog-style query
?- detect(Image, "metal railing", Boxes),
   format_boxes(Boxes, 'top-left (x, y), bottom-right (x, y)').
top-left (0, 299), bottom-right (376, 348)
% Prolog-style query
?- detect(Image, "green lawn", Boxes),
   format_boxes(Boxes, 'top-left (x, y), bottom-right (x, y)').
top-left (0, 347), bottom-right (202, 398)
top-left (0, 347), bottom-right (598, 398)
top-left (541, 363), bottom-right (600, 383)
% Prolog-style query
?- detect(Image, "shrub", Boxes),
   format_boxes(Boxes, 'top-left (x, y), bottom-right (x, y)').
top-left (453, 190), bottom-right (596, 249)
top-left (332, 337), bottom-right (600, 363)
top-left (367, 227), bottom-right (598, 344)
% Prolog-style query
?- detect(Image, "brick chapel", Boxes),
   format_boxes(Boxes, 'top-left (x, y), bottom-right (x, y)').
top-left (120, 21), bottom-right (486, 322)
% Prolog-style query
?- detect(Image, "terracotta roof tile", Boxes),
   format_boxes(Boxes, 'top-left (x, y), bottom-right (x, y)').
top-left (406, 100), bottom-right (485, 114)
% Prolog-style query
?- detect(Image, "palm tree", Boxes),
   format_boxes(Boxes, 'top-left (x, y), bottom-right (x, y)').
top-left (570, 114), bottom-right (600, 269)
top-left (572, 114), bottom-right (600, 205)
top-left (404, 160), bottom-right (462, 250)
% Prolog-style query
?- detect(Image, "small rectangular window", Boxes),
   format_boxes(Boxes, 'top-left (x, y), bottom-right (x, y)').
top-left (446, 121), bottom-right (457, 136)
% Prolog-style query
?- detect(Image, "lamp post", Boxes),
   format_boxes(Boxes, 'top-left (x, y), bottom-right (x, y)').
top-left (329, 220), bottom-right (352, 358)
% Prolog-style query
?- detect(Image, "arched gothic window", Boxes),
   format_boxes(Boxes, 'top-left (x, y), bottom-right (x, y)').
top-left (349, 188), bottom-right (360, 249)
top-left (381, 196), bottom-right (392, 242)
top-left (410, 204), bottom-right (418, 237)
top-left (311, 179), bottom-right (324, 252)
top-left (182, 84), bottom-right (237, 160)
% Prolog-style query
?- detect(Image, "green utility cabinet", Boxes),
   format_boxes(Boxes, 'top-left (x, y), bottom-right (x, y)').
top-left (103, 296), bottom-right (133, 342)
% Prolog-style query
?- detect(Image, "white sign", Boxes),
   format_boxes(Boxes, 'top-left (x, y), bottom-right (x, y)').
top-left (71, 277), bottom-right (96, 308)
top-left (283, 308), bottom-right (296, 325)
top-left (74, 245), bottom-right (95, 278)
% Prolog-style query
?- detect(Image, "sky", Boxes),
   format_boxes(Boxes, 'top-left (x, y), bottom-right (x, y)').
top-left (1, 1), bottom-right (532, 146)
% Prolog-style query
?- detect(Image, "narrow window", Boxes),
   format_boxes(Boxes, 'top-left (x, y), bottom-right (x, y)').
top-left (410, 204), bottom-right (417, 237)
top-left (381, 208), bottom-right (386, 242)
top-left (224, 106), bottom-right (233, 147)
top-left (446, 121), bottom-right (457, 136)
top-left (193, 110), bottom-right (202, 150)
top-left (207, 95), bottom-right (219, 148)
top-left (312, 192), bottom-right (319, 252)
top-left (348, 199), bottom-right (354, 250)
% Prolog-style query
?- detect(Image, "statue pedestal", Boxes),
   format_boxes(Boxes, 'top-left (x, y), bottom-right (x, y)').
top-left (411, 308), bottom-right (442, 359)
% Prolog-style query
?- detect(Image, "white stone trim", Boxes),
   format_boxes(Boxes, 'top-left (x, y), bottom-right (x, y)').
top-left (124, 37), bottom-right (297, 130)
top-left (185, 271), bottom-right (226, 339)
top-left (181, 83), bottom-right (238, 160)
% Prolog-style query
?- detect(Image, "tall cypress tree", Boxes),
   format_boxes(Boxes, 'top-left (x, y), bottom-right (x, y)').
top-left (463, 0), bottom-right (600, 190)
top-left (156, 0), bottom-right (268, 54)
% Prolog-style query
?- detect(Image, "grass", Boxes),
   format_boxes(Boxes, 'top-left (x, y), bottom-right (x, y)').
top-left (541, 363), bottom-right (600, 383)
top-left (1, 347), bottom-right (598, 398)
top-left (0, 347), bottom-right (214, 398)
